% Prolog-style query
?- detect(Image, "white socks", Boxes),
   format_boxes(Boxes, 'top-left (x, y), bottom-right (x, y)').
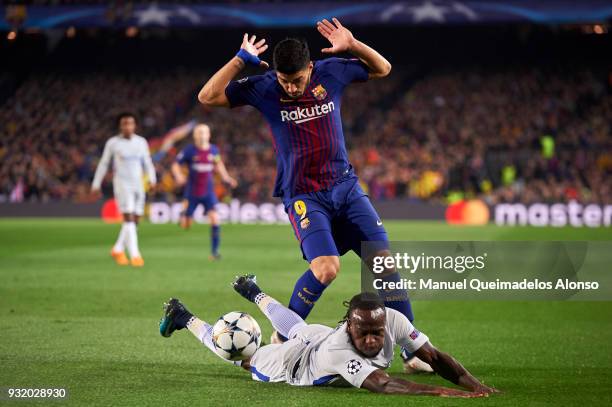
top-left (124, 222), bottom-right (141, 258)
top-left (113, 223), bottom-right (128, 253)
top-left (256, 295), bottom-right (306, 340)
top-left (187, 317), bottom-right (241, 366)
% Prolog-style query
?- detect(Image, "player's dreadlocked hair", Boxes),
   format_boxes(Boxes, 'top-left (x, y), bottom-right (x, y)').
top-left (340, 292), bottom-right (385, 324)
top-left (273, 38), bottom-right (310, 74)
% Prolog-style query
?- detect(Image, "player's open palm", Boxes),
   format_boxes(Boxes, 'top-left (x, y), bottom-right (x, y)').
top-left (317, 18), bottom-right (355, 54)
top-left (240, 34), bottom-right (269, 68)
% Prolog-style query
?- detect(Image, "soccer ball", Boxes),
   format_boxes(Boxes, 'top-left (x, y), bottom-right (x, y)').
top-left (212, 311), bottom-right (262, 361)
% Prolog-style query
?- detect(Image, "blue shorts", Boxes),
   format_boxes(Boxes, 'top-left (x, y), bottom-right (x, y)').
top-left (284, 175), bottom-right (389, 262)
top-left (184, 194), bottom-right (218, 217)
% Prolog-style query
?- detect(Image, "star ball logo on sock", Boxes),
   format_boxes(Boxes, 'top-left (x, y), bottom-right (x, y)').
top-left (347, 359), bottom-right (362, 375)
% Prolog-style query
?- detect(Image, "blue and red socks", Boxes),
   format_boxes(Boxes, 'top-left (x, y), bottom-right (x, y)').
top-left (377, 272), bottom-right (414, 322)
top-left (278, 269), bottom-right (328, 341)
top-left (211, 225), bottom-right (220, 256)
top-left (378, 271), bottom-right (415, 359)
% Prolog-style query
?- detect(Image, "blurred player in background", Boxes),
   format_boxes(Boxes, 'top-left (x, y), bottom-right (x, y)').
top-left (91, 113), bottom-right (157, 267)
top-left (197, 19), bottom-right (427, 372)
top-left (171, 123), bottom-right (237, 260)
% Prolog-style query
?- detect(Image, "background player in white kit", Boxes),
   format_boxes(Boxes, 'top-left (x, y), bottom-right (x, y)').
top-left (91, 113), bottom-right (157, 267)
top-left (159, 275), bottom-right (499, 397)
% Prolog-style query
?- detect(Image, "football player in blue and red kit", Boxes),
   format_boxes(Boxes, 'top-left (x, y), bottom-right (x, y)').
top-left (172, 123), bottom-right (237, 260)
top-left (197, 18), bottom-right (430, 372)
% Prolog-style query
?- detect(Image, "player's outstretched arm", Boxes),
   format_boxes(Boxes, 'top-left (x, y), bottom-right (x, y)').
top-left (143, 143), bottom-right (157, 188)
top-left (170, 162), bottom-right (186, 186)
top-left (316, 18), bottom-right (391, 79)
top-left (215, 159), bottom-right (237, 188)
top-left (91, 139), bottom-right (113, 193)
top-left (414, 342), bottom-right (499, 395)
top-left (361, 369), bottom-right (486, 397)
top-left (198, 34), bottom-right (269, 107)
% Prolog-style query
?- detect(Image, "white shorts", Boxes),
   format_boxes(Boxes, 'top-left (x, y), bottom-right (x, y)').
top-left (113, 183), bottom-right (145, 216)
top-left (249, 324), bottom-right (332, 383)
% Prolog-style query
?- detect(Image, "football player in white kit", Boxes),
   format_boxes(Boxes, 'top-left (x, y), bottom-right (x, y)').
top-left (91, 113), bottom-right (157, 267)
top-left (159, 275), bottom-right (498, 398)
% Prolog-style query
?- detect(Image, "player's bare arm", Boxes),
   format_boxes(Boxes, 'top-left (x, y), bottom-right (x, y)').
top-left (171, 162), bottom-right (186, 186)
top-left (414, 342), bottom-right (499, 394)
top-left (316, 18), bottom-right (391, 79)
top-left (215, 159), bottom-right (237, 188)
top-left (198, 34), bottom-right (269, 107)
top-left (361, 369), bottom-right (485, 398)
top-left (90, 138), bottom-right (113, 197)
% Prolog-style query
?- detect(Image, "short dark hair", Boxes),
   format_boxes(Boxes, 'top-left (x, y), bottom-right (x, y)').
top-left (273, 38), bottom-right (310, 74)
top-left (117, 112), bottom-right (136, 126)
top-left (342, 292), bottom-right (385, 322)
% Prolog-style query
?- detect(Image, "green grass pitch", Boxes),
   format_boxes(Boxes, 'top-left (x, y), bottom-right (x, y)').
top-left (1, 219), bottom-right (611, 406)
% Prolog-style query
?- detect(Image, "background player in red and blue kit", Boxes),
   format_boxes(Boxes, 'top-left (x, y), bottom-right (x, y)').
top-left (172, 123), bottom-right (237, 260)
top-left (197, 18), bottom-right (429, 371)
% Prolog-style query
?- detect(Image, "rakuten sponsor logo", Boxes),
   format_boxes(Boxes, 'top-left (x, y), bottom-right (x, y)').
top-left (495, 201), bottom-right (612, 227)
top-left (149, 200), bottom-right (290, 224)
top-left (280, 101), bottom-right (335, 124)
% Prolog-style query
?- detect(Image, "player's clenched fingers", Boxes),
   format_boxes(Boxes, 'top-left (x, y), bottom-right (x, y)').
top-left (259, 60), bottom-right (270, 69)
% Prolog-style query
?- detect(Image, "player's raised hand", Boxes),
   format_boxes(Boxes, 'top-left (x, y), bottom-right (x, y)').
top-left (316, 18), bottom-right (356, 54)
top-left (239, 34), bottom-right (269, 68)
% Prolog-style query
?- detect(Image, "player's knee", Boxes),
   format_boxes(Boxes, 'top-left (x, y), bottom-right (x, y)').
top-left (208, 211), bottom-right (219, 225)
top-left (311, 256), bottom-right (340, 284)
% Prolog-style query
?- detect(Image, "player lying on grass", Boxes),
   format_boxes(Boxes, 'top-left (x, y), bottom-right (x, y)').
top-left (198, 17), bottom-right (426, 372)
top-left (159, 275), bottom-right (498, 397)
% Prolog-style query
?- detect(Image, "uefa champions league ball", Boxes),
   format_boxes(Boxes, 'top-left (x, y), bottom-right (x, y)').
top-left (212, 311), bottom-right (262, 361)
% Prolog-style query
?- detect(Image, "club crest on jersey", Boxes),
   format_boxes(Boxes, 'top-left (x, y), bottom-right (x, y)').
top-left (410, 329), bottom-right (421, 340)
top-left (311, 84), bottom-right (327, 101)
top-left (300, 217), bottom-right (310, 229)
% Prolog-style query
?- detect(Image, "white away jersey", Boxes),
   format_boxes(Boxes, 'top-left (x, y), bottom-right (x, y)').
top-left (290, 308), bottom-right (428, 388)
top-left (92, 134), bottom-right (156, 190)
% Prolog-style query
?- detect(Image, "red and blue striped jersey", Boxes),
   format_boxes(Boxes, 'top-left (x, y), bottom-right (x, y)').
top-left (225, 57), bottom-right (369, 200)
top-left (176, 143), bottom-right (220, 198)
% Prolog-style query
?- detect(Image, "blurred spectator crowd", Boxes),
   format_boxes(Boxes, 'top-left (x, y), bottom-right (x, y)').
top-left (1, 65), bottom-right (610, 205)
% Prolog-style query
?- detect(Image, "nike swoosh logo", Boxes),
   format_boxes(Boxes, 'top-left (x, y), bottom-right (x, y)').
top-left (303, 287), bottom-right (318, 296)
top-left (377, 220), bottom-right (383, 226)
